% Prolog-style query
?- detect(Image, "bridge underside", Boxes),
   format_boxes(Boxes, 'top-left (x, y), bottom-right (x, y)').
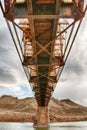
top-left (3, 0), bottom-right (84, 126)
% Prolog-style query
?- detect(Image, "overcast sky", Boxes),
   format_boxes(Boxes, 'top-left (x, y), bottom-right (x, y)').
top-left (53, 2), bottom-right (87, 106)
top-left (0, 1), bottom-right (87, 106)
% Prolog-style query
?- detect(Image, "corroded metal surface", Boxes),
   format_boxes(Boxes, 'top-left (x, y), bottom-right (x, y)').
top-left (3, 0), bottom-right (84, 106)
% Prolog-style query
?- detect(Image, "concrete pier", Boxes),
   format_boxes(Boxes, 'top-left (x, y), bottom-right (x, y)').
top-left (34, 106), bottom-right (49, 127)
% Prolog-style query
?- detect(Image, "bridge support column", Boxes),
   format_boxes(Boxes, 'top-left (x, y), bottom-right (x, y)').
top-left (34, 106), bottom-right (49, 127)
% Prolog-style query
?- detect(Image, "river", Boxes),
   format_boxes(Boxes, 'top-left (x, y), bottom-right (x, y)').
top-left (0, 121), bottom-right (87, 130)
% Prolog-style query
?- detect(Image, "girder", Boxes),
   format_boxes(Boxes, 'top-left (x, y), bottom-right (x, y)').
top-left (3, 0), bottom-right (85, 107)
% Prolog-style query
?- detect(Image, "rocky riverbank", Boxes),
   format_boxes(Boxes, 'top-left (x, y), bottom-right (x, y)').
top-left (0, 95), bottom-right (87, 122)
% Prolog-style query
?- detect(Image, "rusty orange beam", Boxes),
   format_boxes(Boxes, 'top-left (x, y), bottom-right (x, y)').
top-left (14, 14), bottom-right (74, 19)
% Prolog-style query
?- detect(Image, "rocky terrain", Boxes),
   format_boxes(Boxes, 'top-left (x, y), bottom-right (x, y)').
top-left (0, 95), bottom-right (87, 122)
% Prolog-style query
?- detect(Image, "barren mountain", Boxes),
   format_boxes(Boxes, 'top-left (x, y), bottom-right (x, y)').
top-left (0, 95), bottom-right (87, 122)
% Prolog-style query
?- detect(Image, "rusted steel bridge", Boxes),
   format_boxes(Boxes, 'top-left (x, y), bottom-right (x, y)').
top-left (0, 0), bottom-right (86, 126)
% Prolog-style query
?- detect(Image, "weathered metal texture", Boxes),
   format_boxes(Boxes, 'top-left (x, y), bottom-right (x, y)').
top-left (4, 0), bottom-right (84, 20)
top-left (3, 0), bottom-right (84, 106)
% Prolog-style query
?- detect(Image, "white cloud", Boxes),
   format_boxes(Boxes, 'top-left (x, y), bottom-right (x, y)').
top-left (0, 3), bottom-right (33, 98)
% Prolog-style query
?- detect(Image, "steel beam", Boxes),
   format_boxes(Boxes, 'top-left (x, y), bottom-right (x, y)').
top-left (15, 14), bottom-right (73, 19)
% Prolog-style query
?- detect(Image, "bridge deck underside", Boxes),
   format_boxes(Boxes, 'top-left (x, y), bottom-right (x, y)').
top-left (3, 0), bottom-right (84, 106)
top-left (30, 1), bottom-right (58, 106)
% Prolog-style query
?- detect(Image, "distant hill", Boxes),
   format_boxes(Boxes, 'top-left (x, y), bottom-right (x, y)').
top-left (0, 95), bottom-right (87, 122)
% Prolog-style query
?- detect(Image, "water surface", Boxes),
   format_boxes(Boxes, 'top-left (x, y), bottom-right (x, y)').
top-left (0, 121), bottom-right (87, 130)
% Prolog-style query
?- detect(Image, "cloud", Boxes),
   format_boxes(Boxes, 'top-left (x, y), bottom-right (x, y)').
top-left (0, 5), bottom-right (32, 98)
top-left (53, 10), bottom-right (87, 106)
top-left (0, 84), bottom-right (33, 99)
top-left (53, 79), bottom-right (87, 106)
top-left (14, 84), bottom-right (33, 98)
top-left (0, 67), bottom-right (16, 84)
top-left (0, 47), bottom-right (9, 55)
top-left (65, 60), bottom-right (84, 76)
